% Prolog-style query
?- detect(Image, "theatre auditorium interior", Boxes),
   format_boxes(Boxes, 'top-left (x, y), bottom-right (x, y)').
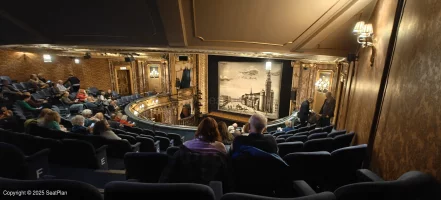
top-left (0, 0), bottom-right (440, 199)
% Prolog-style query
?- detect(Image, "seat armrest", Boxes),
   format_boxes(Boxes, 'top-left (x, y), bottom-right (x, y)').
top-left (170, 139), bottom-right (175, 147)
top-left (209, 181), bottom-right (223, 200)
top-left (181, 136), bottom-right (185, 141)
top-left (95, 145), bottom-right (108, 170)
top-left (292, 180), bottom-right (316, 196)
top-left (131, 142), bottom-right (141, 152)
top-left (357, 169), bottom-right (384, 182)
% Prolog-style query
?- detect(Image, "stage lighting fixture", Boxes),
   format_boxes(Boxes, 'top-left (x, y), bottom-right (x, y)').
top-left (43, 54), bottom-right (52, 62)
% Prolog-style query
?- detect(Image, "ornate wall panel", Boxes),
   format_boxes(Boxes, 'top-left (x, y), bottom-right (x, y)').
top-left (371, 0), bottom-right (441, 181)
top-left (197, 54), bottom-right (208, 114)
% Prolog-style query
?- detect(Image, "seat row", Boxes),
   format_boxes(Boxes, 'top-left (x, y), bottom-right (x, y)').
top-left (276, 132), bottom-right (355, 155)
top-left (0, 169), bottom-right (438, 200)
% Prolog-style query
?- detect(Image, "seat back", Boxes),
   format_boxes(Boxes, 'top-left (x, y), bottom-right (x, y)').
top-left (286, 135), bottom-right (308, 143)
top-left (330, 144), bottom-right (367, 189)
top-left (272, 131), bottom-right (285, 137)
top-left (276, 134), bottom-right (293, 139)
top-left (167, 133), bottom-right (184, 146)
top-left (136, 136), bottom-right (157, 152)
top-left (118, 134), bottom-right (137, 144)
top-left (0, 142), bottom-right (28, 179)
top-left (0, 177), bottom-right (103, 200)
top-left (293, 131), bottom-right (309, 136)
top-left (275, 138), bottom-right (285, 144)
top-left (124, 152), bottom-right (169, 183)
top-left (142, 129), bottom-right (155, 137)
top-left (104, 182), bottom-right (215, 200)
top-left (221, 192), bottom-right (336, 200)
top-left (335, 171), bottom-right (440, 200)
top-left (307, 124), bottom-right (317, 131)
top-left (322, 125), bottom-right (333, 133)
top-left (277, 142), bottom-right (304, 157)
top-left (166, 146), bottom-right (180, 156)
top-left (332, 132), bottom-right (355, 151)
top-left (124, 126), bottom-right (143, 135)
top-left (283, 152), bottom-right (331, 191)
top-left (327, 130), bottom-right (347, 138)
top-left (60, 139), bottom-right (101, 169)
top-left (308, 132), bottom-right (328, 140)
top-left (304, 138), bottom-right (334, 152)
top-left (309, 128), bottom-right (323, 135)
top-left (155, 136), bottom-right (171, 151)
top-left (155, 131), bottom-right (168, 137)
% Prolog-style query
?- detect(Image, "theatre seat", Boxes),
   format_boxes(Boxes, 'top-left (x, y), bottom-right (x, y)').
top-left (104, 182), bottom-right (215, 200)
top-left (277, 134), bottom-right (294, 140)
top-left (60, 139), bottom-right (108, 170)
top-left (276, 138), bottom-right (286, 144)
top-left (142, 129), bottom-right (156, 137)
top-left (304, 138), bottom-right (334, 152)
top-left (286, 135), bottom-right (308, 143)
top-left (167, 133), bottom-right (184, 146)
top-left (328, 144), bottom-right (367, 190)
top-left (284, 152), bottom-right (331, 192)
top-left (155, 131), bottom-right (168, 137)
top-left (155, 136), bottom-right (171, 151)
top-left (332, 132), bottom-right (355, 151)
top-left (294, 131), bottom-right (309, 136)
top-left (136, 136), bottom-right (159, 152)
top-left (0, 142), bottom-right (50, 180)
top-left (335, 170), bottom-right (441, 200)
top-left (277, 142), bottom-right (304, 157)
top-left (221, 192), bottom-right (336, 200)
top-left (124, 152), bottom-right (169, 183)
top-left (327, 130), bottom-right (347, 138)
top-left (166, 146), bottom-right (180, 156)
top-left (0, 177), bottom-right (103, 200)
top-left (309, 128), bottom-right (323, 135)
top-left (308, 132), bottom-right (328, 140)
top-left (322, 126), bottom-right (333, 133)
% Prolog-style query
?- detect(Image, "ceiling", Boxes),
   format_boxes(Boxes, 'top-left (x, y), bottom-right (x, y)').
top-left (0, 0), bottom-right (378, 62)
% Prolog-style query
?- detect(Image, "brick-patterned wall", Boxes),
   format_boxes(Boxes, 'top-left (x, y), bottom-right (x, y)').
top-left (0, 49), bottom-right (112, 90)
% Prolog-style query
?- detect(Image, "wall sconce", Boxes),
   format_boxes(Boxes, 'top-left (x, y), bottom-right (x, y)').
top-left (150, 66), bottom-right (159, 78)
top-left (353, 21), bottom-right (374, 48)
top-left (353, 21), bottom-right (376, 67)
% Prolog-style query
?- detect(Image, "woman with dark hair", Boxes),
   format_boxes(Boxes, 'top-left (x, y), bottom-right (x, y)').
top-left (183, 117), bottom-right (226, 154)
top-left (92, 120), bottom-right (121, 140)
top-left (218, 121), bottom-right (233, 145)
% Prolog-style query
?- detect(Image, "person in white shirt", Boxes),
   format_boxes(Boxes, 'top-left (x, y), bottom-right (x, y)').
top-left (56, 80), bottom-right (70, 93)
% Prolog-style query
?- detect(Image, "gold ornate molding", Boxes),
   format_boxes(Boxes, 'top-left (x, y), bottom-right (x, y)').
top-left (192, 0), bottom-right (346, 46)
top-left (197, 54), bottom-right (208, 114)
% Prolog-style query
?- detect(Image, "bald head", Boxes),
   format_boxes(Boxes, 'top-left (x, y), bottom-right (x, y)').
top-left (249, 113), bottom-right (267, 134)
top-left (326, 92), bottom-right (333, 99)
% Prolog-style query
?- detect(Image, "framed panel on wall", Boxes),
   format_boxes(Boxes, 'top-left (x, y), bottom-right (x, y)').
top-left (313, 70), bottom-right (334, 112)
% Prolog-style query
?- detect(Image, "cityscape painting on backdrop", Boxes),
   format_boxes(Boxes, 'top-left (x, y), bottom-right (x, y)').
top-left (218, 61), bottom-right (282, 119)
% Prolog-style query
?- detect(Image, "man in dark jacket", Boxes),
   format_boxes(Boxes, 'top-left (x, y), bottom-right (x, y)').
top-left (232, 113), bottom-right (278, 154)
top-left (318, 92), bottom-right (336, 127)
top-left (297, 98), bottom-right (313, 127)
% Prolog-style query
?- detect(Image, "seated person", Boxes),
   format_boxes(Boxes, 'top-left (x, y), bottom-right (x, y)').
top-left (23, 92), bottom-right (50, 109)
top-left (82, 109), bottom-right (98, 127)
top-left (36, 108), bottom-right (52, 126)
top-left (231, 113), bottom-right (278, 154)
top-left (64, 74), bottom-right (80, 92)
top-left (54, 80), bottom-right (70, 95)
top-left (60, 91), bottom-right (84, 113)
top-left (119, 115), bottom-right (135, 127)
top-left (114, 112), bottom-right (123, 122)
top-left (282, 120), bottom-right (293, 132)
top-left (93, 112), bottom-right (105, 121)
top-left (241, 123), bottom-right (250, 136)
top-left (37, 73), bottom-right (47, 83)
top-left (104, 89), bottom-right (113, 100)
top-left (76, 89), bottom-right (88, 102)
top-left (92, 120), bottom-right (121, 140)
top-left (0, 106), bottom-right (13, 120)
top-left (29, 74), bottom-right (48, 89)
top-left (71, 115), bottom-right (91, 134)
top-left (97, 90), bottom-right (107, 102)
top-left (218, 121), bottom-right (233, 145)
top-left (1, 79), bottom-right (22, 100)
top-left (183, 117), bottom-right (226, 154)
top-left (108, 113), bottom-right (122, 128)
top-left (17, 93), bottom-right (42, 116)
top-left (108, 100), bottom-right (119, 112)
top-left (42, 110), bottom-right (67, 132)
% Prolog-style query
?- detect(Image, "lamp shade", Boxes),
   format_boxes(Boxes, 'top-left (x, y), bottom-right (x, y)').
top-left (265, 62), bottom-right (272, 70)
top-left (353, 21), bottom-right (365, 34)
top-left (363, 23), bottom-right (373, 35)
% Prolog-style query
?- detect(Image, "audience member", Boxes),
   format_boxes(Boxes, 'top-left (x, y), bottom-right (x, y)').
top-left (23, 92), bottom-right (50, 108)
top-left (1, 79), bottom-right (22, 100)
top-left (82, 109), bottom-right (97, 127)
top-left (318, 92), bottom-right (336, 127)
top-left (228, 123), bottom-right (241, 137)
top-left (232, 113), bottom-right (277, 154)
top-left (104, 89), bottom-right (113, 99)
top-left (183, 117), bottom-right (226, 154)
top-left (0, 106), bottom-right (12, 120)
top-left (29, 74), bottom-right (48, 89)
top-left (17, 93), bottom-right (41, 115)
top-left (64, 74), bottom-right (80, 92)
top-left (76, 89), bottom-right (88, 102)
top-left (94, 112), bottom-right (105, 121)
top-left (108, 100), bottom-right (119, 112)
top-left (242, 123), bottom-right (250, 136)
top-left (35, 108), bottom-right (52, 126)
top-left (55, 80), bottom-right (70, 94)
top-left (119, 115), bottom-right (134, 127)
top-left (282, 120), bottom-right (293, 132)
top-left (218, 121), bottom-right (233, 145)
top-left (92, 120), bottom-right (121, 140)
top-left (60, 92), bottom-right (84, 113)
top-left (71, 115), bottom-right (90, 134)
top-left (97, 90), bottom-right (107, 102)
top-left (298, 98), bottom-right (313, 127)
top-left (37, 73), bottom-right (47, 83)
top-left (42, 111), bottom-right (66, 131)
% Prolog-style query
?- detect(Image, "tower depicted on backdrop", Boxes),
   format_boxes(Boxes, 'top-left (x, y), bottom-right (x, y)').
top-left (265, 70), bottom-right (273, 113)
top-left (240, 63), bottom-right (274, 113)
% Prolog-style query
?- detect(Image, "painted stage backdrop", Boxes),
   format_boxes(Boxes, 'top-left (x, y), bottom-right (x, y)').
top-left (218, 61), bottom-right (282, 119)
